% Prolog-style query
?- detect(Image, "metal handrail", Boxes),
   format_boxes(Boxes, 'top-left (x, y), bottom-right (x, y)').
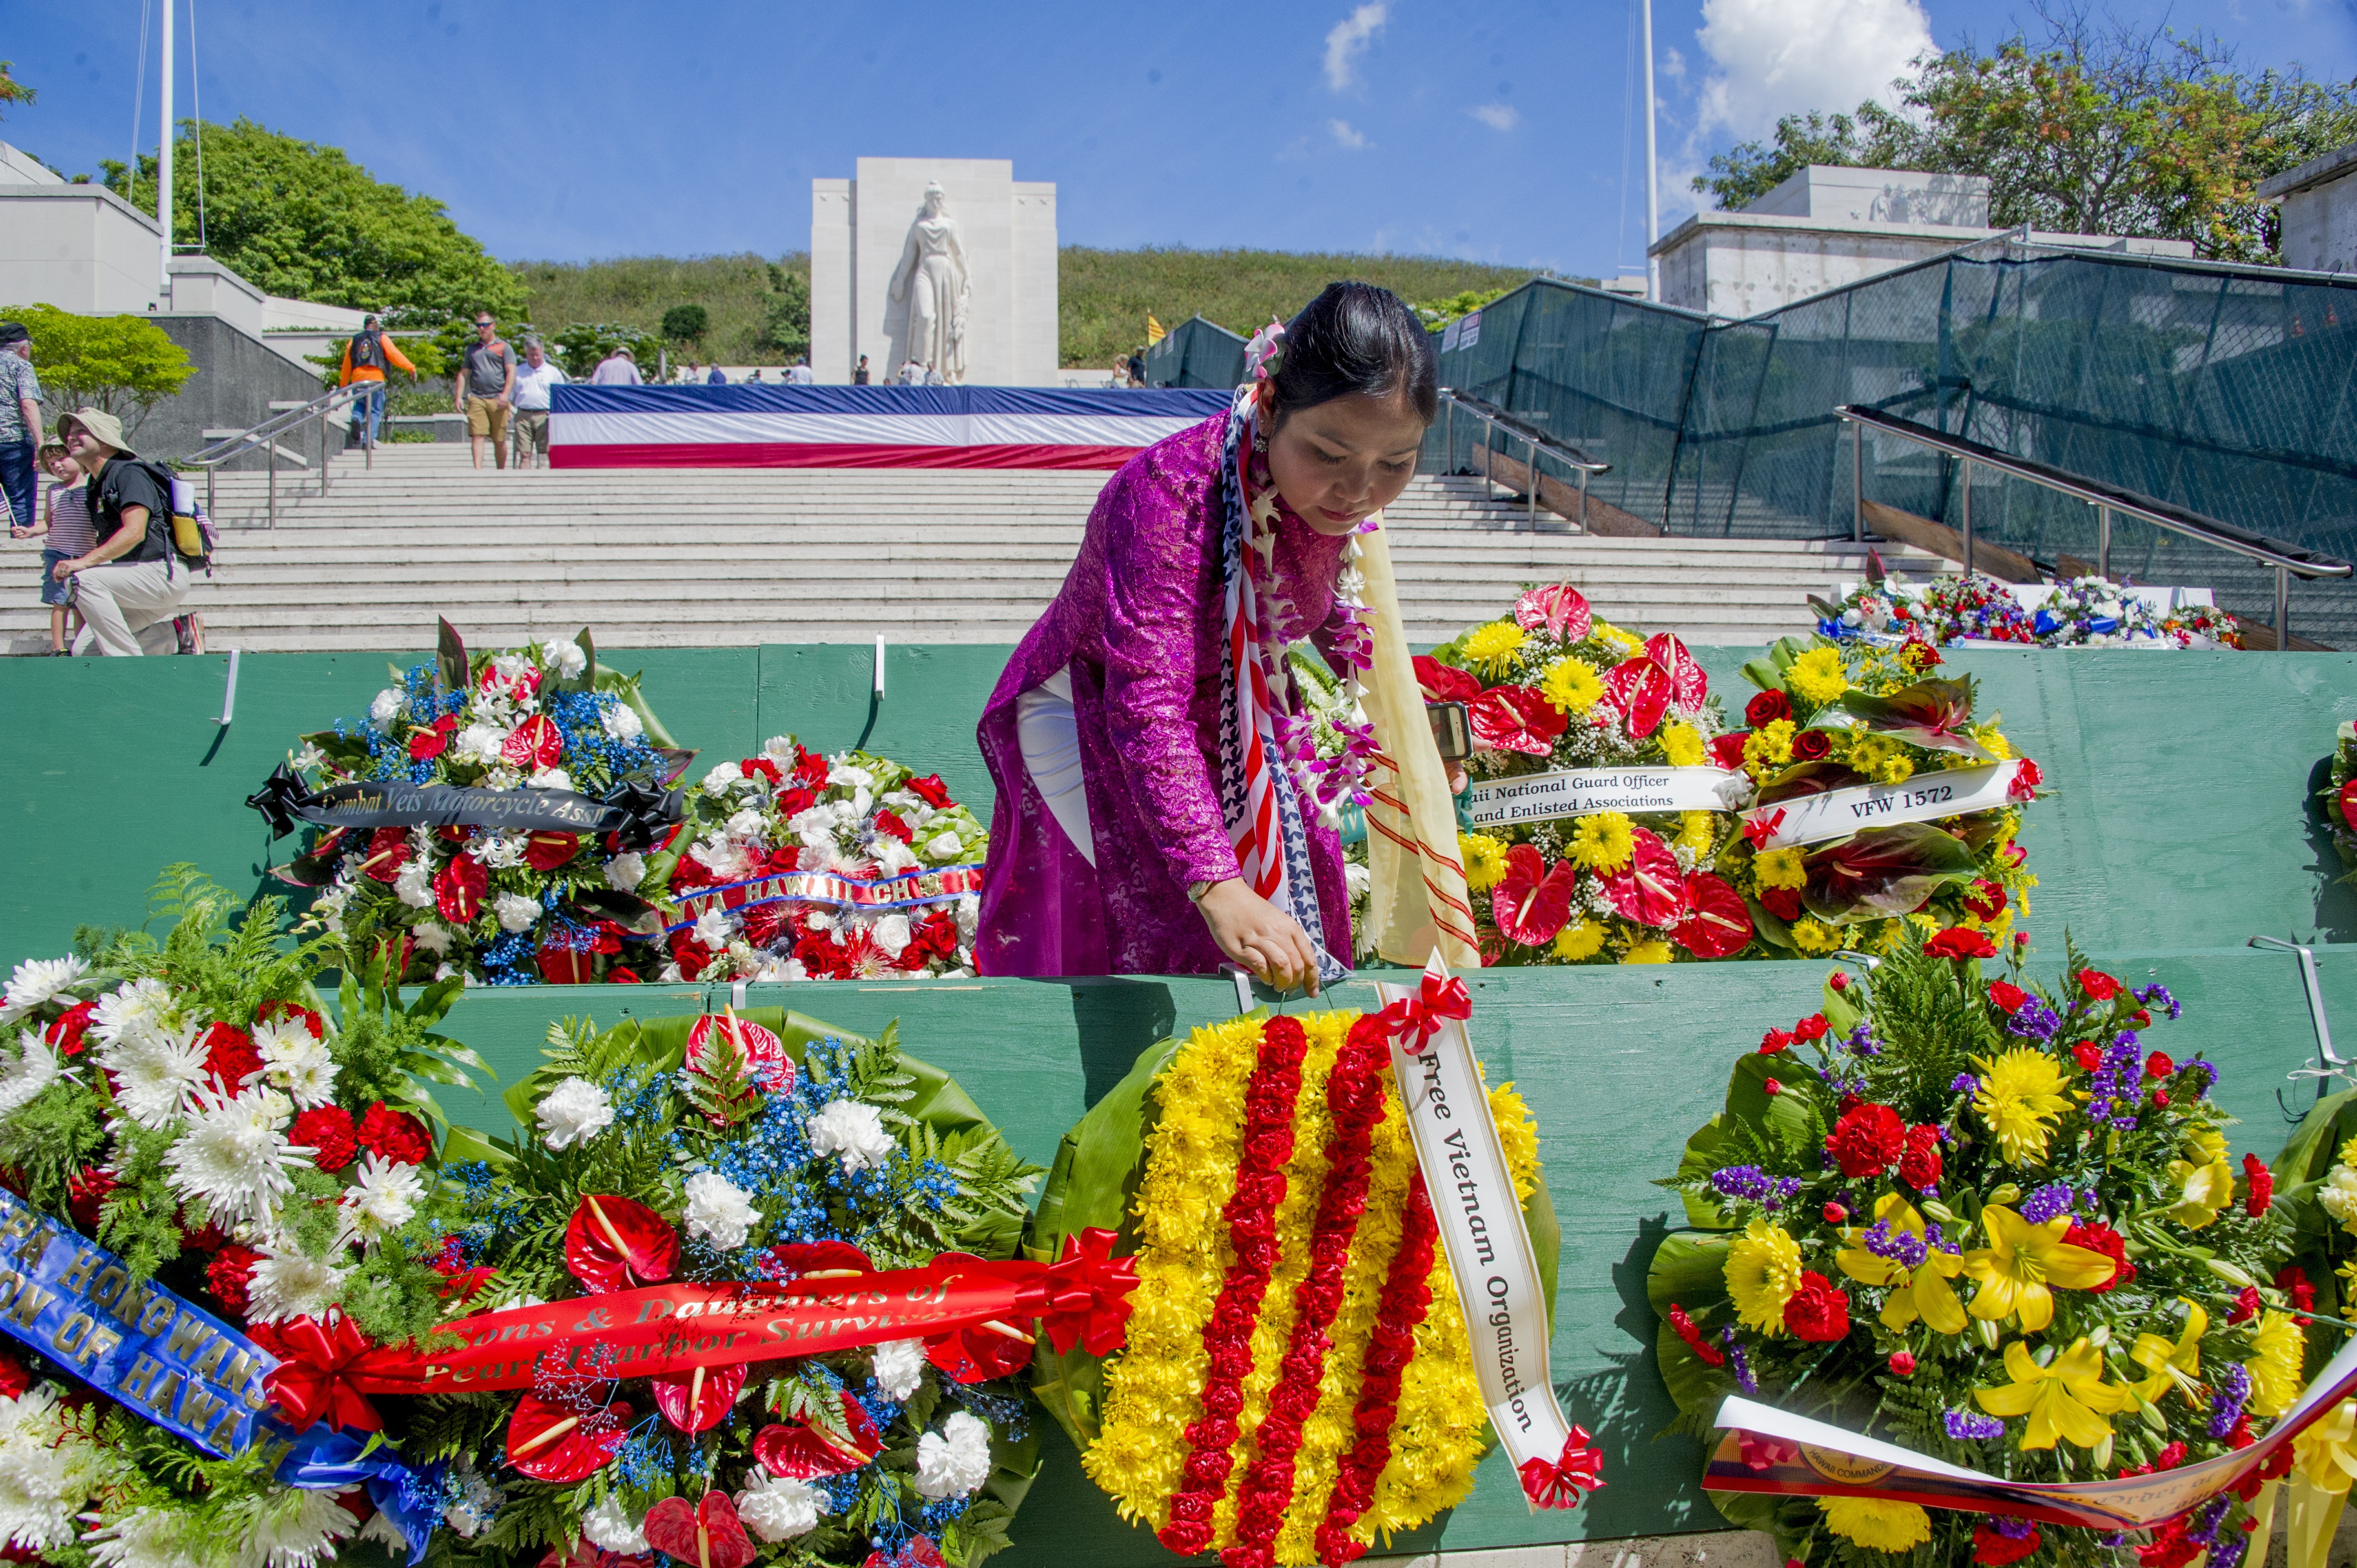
top-left (1437, 388), bottom-right (1608, 529)
top-left (1839, 403), bottom-right (2352, 645)
top-left (187, 383), bottom-right (371, 529)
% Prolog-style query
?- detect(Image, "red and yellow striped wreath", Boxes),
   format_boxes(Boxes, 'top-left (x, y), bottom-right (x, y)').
top-left (1037, 1009), bottom-right (1546, 1568)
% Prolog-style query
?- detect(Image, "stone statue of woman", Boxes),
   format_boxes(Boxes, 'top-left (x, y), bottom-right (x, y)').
top-left (889, 183), bottom-right (971, 384)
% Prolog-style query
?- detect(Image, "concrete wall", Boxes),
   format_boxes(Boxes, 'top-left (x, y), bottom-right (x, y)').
top-left (1744, 164), bottom-right (1990, 226)
top-left (2279, 172), bottom-right (2357, 275)
top-left (137, 313), bottom-right (334, 463)
top-left (0, 185), bottom-right (162, 315)
top-left (164, 256), bottom-right (265, 339)
top-left (810, 178), bottom-right (855, 381)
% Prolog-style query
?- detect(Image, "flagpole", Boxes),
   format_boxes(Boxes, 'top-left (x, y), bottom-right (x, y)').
top-left (158, 0), bottom-right (175, 306)
top-left (1642, 0), bottom-right (1659, 302)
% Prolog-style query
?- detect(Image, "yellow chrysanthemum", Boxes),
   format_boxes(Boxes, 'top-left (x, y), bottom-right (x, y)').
top-left (1819, 1498), bottom-right (1931, 1552)
top-left (1972, 1049), bottom-right (2073, 1164)
top-left (1788, 646), bottom-right (1850, 704)
top-left (1743, 720), bottom-right (1795, 776)
top-left (1659, 721), bottom-right (1705, 767)
top-left (1568, 812), bottom-right (1635, 873)
top-left (2340, 1136), bottom-right (2357, 1167)
top-left (1791, 918), bottom-right (1841, 955)
top-left (1979, 725), bottom-right (2015, 760)
top-left (1725, 1218), bottom-right (1805, 1335)
top-left (1459, 832), bottom-right (1510, 893)
top-left (1592, 620), bottom-right (1644, 658)
top-left (1538, 657), bottom-right (1603, 714)
top-left (2249, 1310), bottom-right (2308, 1417)
top-left (1874, 752), bottom-right (1916, 785)
top-left (1753, 847), bottom-right (1807, 890)
top-left (1676, 811), bottom-right (1717, 858)
top-left (1462, 621), bottom-right (1527, 679)
top-left (1622, 940), bottom-right (1672, 965)
top-left (1552, 920), bottom-right (1606, 961)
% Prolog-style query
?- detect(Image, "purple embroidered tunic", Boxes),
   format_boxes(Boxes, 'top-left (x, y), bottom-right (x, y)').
top-left (975, 414), bottom-right (1354, 977)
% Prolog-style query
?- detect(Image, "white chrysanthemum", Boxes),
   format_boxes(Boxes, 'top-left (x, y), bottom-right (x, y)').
top-left (164, 1082), bottom-right (306, 1227)
top-left (367, 688), bottom-right (404, 732)
top-left (736, 1473), bottom-right (826, 1543)
top-left (229, 1483), bottom-right (352, 1568)
top-left (809, 1098), bottom-right (895, 1173)
top-left (440, 1456), bottom-right (502, 1540)
top-left (913, 1410), bottom-right (994, 1499)
top-left (254, 1016), bottom-right (337, 1110)
top-left (537, 1076), bottom-right (614, 1151)
top-left (0, 1387), bottom-right (106, 1552)
top-left (540, 639), bottom-right (588, 679)
top-left (871, 835), bottom-right (920, 876)
top-left (581, 1493), bottom-right (650, 1553)
top-left (244, 1246), bottom-right (348, 1324)
top-left (452, 723), bottom-right (505, 766)
top-left (392, 858), bottom-right (435, 909)
top-left (337, 1153), bottom-right (425, 1250)
top-left (90, 977), bottom-right (173, 1049)
top-left (493, 892), bottom-right (541, 933)
top-left (102, 1024), bottom-right (210, 1130)
top-left (413, 923), bottom-right (455, 956)
top-left (604, 852), bottom-right (646, 892)
top-left (693, 908), bottom-right (737, 950)
top-left (0, 956), bottom-right (87, 1026)
top-left (0, 1040), bottom-right (63, 1116)
top-left (682, 1171), bottom-right (761, 1250)
top-left (2323, 1165), bottom-right (2357, 1225)
top-left (84, 1505), bottom-right (186, 1568)
top-left (871, 1338), bottom-right (926, 1400)
top-left (526, 766), bottom-right (575, 793)
top-left (471, 831), bottom-right (527, 870)
top-left (870, 914), bottom-right (913, 959)
top-left (601, 702), bottom-right (645, 742)
top-left (925, 831), bottom-right (964, 861)
top-left (702, 761), bottom-right (744, 792)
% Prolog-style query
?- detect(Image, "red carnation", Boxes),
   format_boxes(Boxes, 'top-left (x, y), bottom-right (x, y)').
top-left (1898, 1125), bottom-right (1943, 1190)
top-left (2072, 1041), bottom-right (2103, 1071)
top-left (1826, 1103), bottom-right (1906, 1178)
top-left (1925, 927), bottom-right (1998, 961)
top-left (0, 1350), bottom-right (28, 1401)
top-left (1707, 733), bottom-right (1752, 770)
top-left (873, 810), bottom-right (914, 844)
top-left (1784, 1272), bottom-right (1850, 1342)
top-left (2078, 968), bottom-right (2123, 1001)
top-left (2063, 1221), bottom-right (2133, 1292)
top-left (200, 1023), bottom-right (265, 1094)
top-left (1988, 981), bottom-right (2030, 1013)
top-left (290, 1106), bottom-right (358, 1172)
top-left (357, 1102), bottom-right (431, 1167)
top-left (907, 775), bottom-right (954, 808)
top-left (2228, 1286), bottom-right (2262, 1324)
top-left (43, 1000), bottom-right (96, 1057)
top-left (65, 1167), bottom-right (116, 1229)
top-left (741, 756), bottom-right (781, 785)
top-left (1759, 886), bottom-right (1805, 922)
top-left (1793, 1013), bottom-right (1829, 1043)
top-left (2008, 757), bottom-right (2043, 801)
top-left (207, 1244), bottom-right (261, 1316)
top-left (1744, 690), bottom-right (1792, 728)
top-left (2277, 1263), bottom-right (2315, 1322)
top-left (1759, 1030), bottom-right (1793, 1055)
top-left (256, 1000), bottom-right (326, 1039)
top-left (1973, 1524), bottom-right (2042, 1566)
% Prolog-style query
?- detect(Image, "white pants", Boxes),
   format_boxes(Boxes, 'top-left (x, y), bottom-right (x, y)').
top-left (71, 559), bottom-right (188, 656)
top-left (1015, 667), bottom-right (1095, 866)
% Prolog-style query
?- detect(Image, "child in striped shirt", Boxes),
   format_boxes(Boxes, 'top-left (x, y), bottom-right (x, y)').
top-left (25, 439), bottom-right (92, 653)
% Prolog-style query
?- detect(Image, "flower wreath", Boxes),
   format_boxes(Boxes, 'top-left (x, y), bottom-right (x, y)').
top-left (649, 737), bottom-right (988, 984)
top-left (1648, 937), bottom-right (2296, 1566)
top-left (269, 623), bottom-right (686, 987)
top-left (1028, 1009), bottom-right (1552, 1568)
top-left (2317, 723), bottom-right (2357, 885)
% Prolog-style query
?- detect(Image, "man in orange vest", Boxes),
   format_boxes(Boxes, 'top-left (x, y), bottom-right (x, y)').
top-left (338, 314), bottom-right (417, 450)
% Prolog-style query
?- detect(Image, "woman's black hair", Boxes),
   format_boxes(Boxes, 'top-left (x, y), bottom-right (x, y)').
top-left (1269, 281), bottom-right (1438, 425)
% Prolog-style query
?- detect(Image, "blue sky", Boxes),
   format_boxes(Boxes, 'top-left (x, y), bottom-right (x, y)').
top-left (7, 0), bottom-right (2355, 284)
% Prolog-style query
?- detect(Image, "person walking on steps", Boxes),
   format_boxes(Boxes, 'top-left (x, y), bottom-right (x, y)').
top-left (52, 408), bottom-right (189, 656)
top-left (456, 313), bottom-right (517, 470)
top-left (338, 313), bottom-right (415, 450)
top-left (510, 337), bottom-right (567, 471)
top-left (0, 322), bottom-right (45, 535)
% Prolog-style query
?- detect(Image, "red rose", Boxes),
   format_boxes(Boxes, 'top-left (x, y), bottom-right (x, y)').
top-left (434, 854), bottom-right (488, 925)
top-left (200, 1023), bottom-right (265, 1095)
top-left (43, 1000), bottom-right (97, 1057)
top-left (742, 756), bottom-right (782, 785)
top-left (794, 750), bottom-right (831, 791)
top-left (1988, 981), bottom-right (2029, 1013)
top-left (290, 1106), bottom-right (358, 1172)
top-left (1898, 1125), bottom-right (1943, 1190)
top-left (2244, 1153), bottom-right (2274, 1216)
top-left (357, 1101), bottom-right (432, 1166)
top-left (1789, 729), bottom-right (1831, 762)
top-left (874, 811), bottom-right (914, 844)
top-left (1759, 886), bottom-right (1805, 922)
top-left (1762, 1079), bottom-right (1782, 1096)
top-left (1826, 1103), bottom-right (1906, 1178)
top-left (1744, 690), bottom-right (1792, 728)
top-left (907, 774), bottom-right (954, 809)
top-left (1823, 1203), bottom-right (1847, 1224)
top-left (2078, 968), bottom-right (2122, 1001)
top-left (1963, 879), bottom-right (2006, 920)
top-left (2007, 757), bottom-right (2043, 801)
top-left (2141, 1051), bottom-right (2173, 1081)
top-left (2062, 1221), bottom-right (2133, 1292)
top-left (1708, 733), bottom-right (1752, 770)
top-left (1973, 1524), bottom-right (2042, 1566)
top-left (65, 1167), bottom-right (115, 1229)
top-left (2072, 1041), bottom-right (2103, 1071)
top-left (1924, 927), bottom-right (1998, 961)
top-left (1784, 1272), bottom-right (1850, 1342)
top-left (1793, 1014), bottom-right (1829, 1043)
top-left (670, 931), bottom-right (713, 980)
top-left (207, 1244), bottom-right (261, 1316)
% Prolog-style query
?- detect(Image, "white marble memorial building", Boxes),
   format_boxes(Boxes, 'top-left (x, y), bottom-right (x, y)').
top-left (810, 158), bottom-right (1059, 386)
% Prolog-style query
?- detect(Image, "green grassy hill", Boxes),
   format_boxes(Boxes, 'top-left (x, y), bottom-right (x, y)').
top-left (505, 248), bottom-right (1558, 370)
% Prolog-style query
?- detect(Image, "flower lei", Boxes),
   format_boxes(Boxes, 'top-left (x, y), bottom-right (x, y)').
top-left (1079, 1010), bottom-right (1543, 1566)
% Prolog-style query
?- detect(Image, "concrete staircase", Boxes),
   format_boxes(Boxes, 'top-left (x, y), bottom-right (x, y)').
top-left (0, 444), bottom-right (1946, 654)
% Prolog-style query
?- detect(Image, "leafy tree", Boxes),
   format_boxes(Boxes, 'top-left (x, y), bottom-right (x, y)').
top-left (101, 118), bottom-right (524, 326)
top-left (1413, 286), bottom-right (1514, 330)
top-left (759, 262), bottom-right (811, 359)
top-left (660, 303), bottom-right (709, 344)
top-left (0, 61), bottom-right (32, 118)
top-left (548, 322), bottom-right (663, 380)
top-left (0, 303), bottom-right (194, 440)
top-left (1694, 4), bottom-right (2357, 263)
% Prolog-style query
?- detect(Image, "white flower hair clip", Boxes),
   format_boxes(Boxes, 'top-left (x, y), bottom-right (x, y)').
top-left (1244, 317), bottom-right (1288, 382)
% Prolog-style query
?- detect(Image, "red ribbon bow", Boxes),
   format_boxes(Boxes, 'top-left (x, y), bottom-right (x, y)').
top-left (1036, 1227), bottom-right (1139, 1357)
top-left (1517, 1426), bottom-right (1605, 1509)
top-left (263, 1307), bottom-right (384, 1433)
top-left (1375, 972), bottom-right (1473, 1055)
top-left (1740, 808), bottom-right (1785, 849)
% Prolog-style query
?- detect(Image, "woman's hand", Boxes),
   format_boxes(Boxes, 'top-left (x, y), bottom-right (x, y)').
top-left (1195, 879), bottom-right (1321, 996)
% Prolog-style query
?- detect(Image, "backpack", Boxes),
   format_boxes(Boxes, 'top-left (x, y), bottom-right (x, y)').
top-left (124, 458), bottom-right (214, 575)
top-left (348, 329), bottom-right (386, 373)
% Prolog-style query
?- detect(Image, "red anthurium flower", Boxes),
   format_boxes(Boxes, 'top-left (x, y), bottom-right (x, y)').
top-left (407, 720), bottom-right (451, 762)
top-left (2341, 778), bottom-right (2357, 834)
top-left (754, 1395), bottom-right (884, 1478)
top-left (643, 1492), bottom-right (757, 1568)
top-left (501, 715), bottom-right (565, 771)
top-left (535, 946), bottom-right (596, 986)
top-left (505, 1392), bottom-right (630, 1483)
top-left (1674, 873), bottom-right (1753, 957)
top-left (563, 1194), bottom-right (678, 1294)
top-left (1468, 684), bottom-right (1567, 755)
top-left (1707, 732), bottom-right (1751, 770)
top-left (1597, 633), bottom-right (1706, 740)
top-left (1490, 845), bottom-right (1578, 946)
top-left (1924, 927), bottom-right (1998, 961)
top-left (651, 1361), bottom-right (748, 1435)
top-left (684, 1015), bottom-right (797, 1095)
top-left (1600, 830), bottom-right (1687, 926)
top-left (1513, 583), bottom-right (1592, 641)
top-left (1411, 655), bottom-right (1484, 704)
top-left (927, 1319), bottom-right (1038, 1383)
top-left (434, 855), bottom-right (487, 925)
top-left (523, 831), bottom-right (580, 871)
top-left (361, 827), bottom-right (413, 883)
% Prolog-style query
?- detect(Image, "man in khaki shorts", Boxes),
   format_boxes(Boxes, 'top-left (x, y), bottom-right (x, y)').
top-left (509, 337), bottom-right (567, 469)
top-left (455, 312), bottom-right (516, 470)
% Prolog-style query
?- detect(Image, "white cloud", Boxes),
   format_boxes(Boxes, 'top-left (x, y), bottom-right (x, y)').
top-left (1324, 3), bottom-right (1387, 91)
top-left (1692, 0), bottom-right (1931, 140)
top-left (1661, 47), bottom-right (1687, 81)
top-left (1329, 118), bottom-right (1371, 149)
top-left (1468, 103), bottom-right (1520, 132)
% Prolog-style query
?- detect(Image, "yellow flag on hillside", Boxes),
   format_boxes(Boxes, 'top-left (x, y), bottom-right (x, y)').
top-left (1146, 314), bottom-right (1166, 344)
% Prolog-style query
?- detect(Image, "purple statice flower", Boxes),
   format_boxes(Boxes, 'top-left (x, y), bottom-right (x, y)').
top-left (2185, 1497), bottom-right (2231, 1549)
top-left (2209, 1363), bottom-right (2251, 1438)
top-left (1845, 1024), bottom-right (1882, 1059)
top-left (2137, 982), bottom-right (2182, 1020)
top-left (2088, 1036), bottom-right (2146, 1130)
top-left (1987, 1518), bottom-right (2034, 1541)
top-left (1721, 1330), bottom-right (1757, 1395)
top-left (2020, 1184), bottom-right (2075, 1225)
top-left (1945, 1409), bottom-right (2005, 1441)
top-left (2006, 997), bottom-right (2063, 1041)
top-left (2210, 1536), bottom-right (2248, 1568)
top-left (2077, 1188), bottom-right (2102, 1214)
top-left (1861, 1219), bottom-right (1929, 1268)
top-left (1762, 1177), bottom-right (1805, 1210)
top-left (1948, 1072), bottom-right (1979, 1095)
top-left (1711, 1165), bottom-right (1771, 1201)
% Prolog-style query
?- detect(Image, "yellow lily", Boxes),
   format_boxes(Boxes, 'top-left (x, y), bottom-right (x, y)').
top-left (1834, 1193), bottom-right (1968, 1335)
top-left (1972, 1338), bottom-right (2130, 1450)
top-left (1962, 1205), bottom-right (2119, 1331)
top-left (2127, 1298), bottom-right (2206, 1406)
top-left (2165, 1158), bottom-right (2234, 1230)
